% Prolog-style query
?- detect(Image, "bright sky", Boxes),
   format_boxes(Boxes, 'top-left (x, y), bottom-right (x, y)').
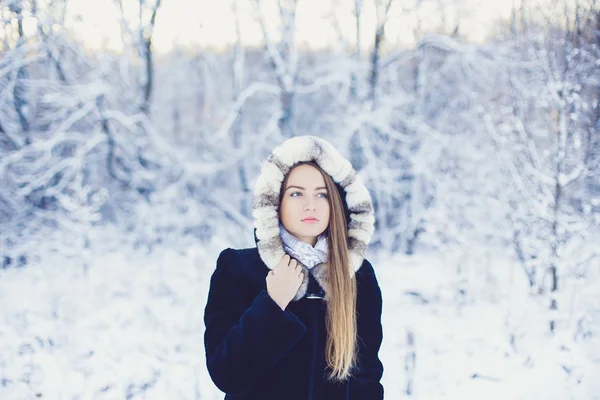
top-left (57, 0), bottom-right (514, 53)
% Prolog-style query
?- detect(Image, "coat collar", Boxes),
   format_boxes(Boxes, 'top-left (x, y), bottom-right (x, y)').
top-left (252, 136), bottom-right (375, 300)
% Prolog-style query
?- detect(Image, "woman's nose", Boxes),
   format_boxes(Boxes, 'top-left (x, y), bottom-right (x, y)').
top-left (304, 197), bottom-right (316, 210)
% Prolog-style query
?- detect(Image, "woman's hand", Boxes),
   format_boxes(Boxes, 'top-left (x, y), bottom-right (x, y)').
top-left (266, 254), bottom-right (304, 310)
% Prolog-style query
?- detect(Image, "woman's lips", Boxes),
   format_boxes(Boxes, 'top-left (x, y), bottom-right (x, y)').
top-left (302, 218), bottom-right (318, 224)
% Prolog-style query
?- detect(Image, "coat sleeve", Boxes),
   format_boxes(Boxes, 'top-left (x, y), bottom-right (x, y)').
top-left (349, 259), bottom-right (384, 399)
top-left (203, 248), bottom-right (307, 395)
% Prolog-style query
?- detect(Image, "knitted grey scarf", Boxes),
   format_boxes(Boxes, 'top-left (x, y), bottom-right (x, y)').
top-left (279, 222), bottom-right (328, 269)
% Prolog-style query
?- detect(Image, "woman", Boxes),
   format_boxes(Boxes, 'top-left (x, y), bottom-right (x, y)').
top-left (204, 136), bottom-right (384, 399)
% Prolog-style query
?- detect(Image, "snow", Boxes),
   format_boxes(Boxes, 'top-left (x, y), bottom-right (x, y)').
top-left (1, 1), bottom-right (599, 399)
top-left (0, 229), bottom-right (220, 399)
top-left (1, 227), bottom-right (598, 399)
top-left (376, 251), bottom-right (600, 399)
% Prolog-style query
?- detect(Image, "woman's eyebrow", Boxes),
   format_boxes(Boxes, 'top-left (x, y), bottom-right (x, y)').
top-left (285, 185), bottom-right (327, 191)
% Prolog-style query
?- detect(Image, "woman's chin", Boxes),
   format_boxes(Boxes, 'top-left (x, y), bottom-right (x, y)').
top-left (293, 226), bottom-right (326, 237)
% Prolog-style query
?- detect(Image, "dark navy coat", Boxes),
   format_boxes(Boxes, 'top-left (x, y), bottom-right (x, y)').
top-left (203, 247), bottom-right (384, 399)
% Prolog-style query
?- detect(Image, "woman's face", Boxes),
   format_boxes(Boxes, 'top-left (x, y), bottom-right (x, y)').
top-left (279, 164), bottom-right (330, 247)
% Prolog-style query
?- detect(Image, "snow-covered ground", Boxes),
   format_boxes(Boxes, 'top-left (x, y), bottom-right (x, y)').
top-left (376, 250), bottom-right (600, 400)
top-left (1, 228), bottom-right (598, 399)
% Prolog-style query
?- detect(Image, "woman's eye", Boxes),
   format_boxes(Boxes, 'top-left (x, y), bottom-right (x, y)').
top-left (289, 191), bottom-right (327, 198)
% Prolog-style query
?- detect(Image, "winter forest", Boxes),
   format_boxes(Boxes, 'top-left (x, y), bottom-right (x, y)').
top-left (0, 0), bottom-right (599, 398)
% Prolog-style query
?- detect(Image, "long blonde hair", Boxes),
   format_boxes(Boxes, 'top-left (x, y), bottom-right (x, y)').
top-left (280, 161), bottom-right (357, 382)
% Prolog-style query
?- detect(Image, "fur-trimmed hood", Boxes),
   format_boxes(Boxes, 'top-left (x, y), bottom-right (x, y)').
top-left (252, 135), bottom-right (375, 300)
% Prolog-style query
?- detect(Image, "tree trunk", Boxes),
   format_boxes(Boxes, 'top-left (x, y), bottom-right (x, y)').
top-left (278, 90), bottom-right (294, 138)
top-left (11, 0), bottom-right (30, 135)
top-left (350, 0), bottom-right (362, 99)
top-left (233, 0), bottom-right (250, 217)
top-left (140, 0), bottom-right (161, 115)
top-left (548, 104), bottom-right (567, 333)
top-left (369, 0), bottom-right (393, 103)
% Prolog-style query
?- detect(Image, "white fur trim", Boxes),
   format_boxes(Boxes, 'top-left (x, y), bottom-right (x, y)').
top-left (253, 135), bottom-right (375, 294)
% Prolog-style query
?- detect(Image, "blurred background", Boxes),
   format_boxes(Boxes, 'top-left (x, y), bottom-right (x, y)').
top-left (0, 0), bottom-right (599, 398)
